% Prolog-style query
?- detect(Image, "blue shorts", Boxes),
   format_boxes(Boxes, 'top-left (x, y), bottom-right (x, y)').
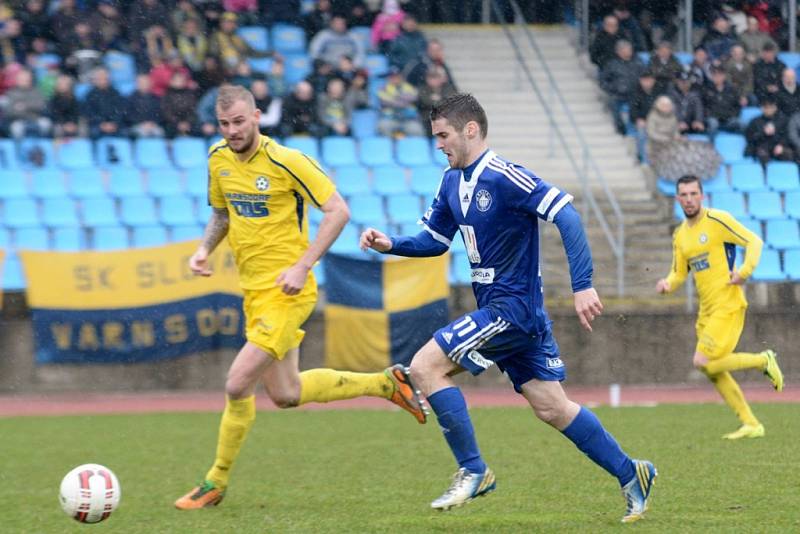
top-left (433, 307), bottom-right (565, 393)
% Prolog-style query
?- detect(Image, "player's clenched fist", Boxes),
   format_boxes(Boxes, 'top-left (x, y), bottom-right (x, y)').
top-left (360, 228), bottom-right (393, 252)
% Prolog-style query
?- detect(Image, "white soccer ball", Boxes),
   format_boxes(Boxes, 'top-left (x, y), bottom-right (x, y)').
top-left (59, 464), bottom-right (121, 523)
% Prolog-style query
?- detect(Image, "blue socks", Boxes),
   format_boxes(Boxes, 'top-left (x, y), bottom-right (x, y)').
top-left (562, 406), bottom-right (636, 486)
top-left (427, 387), bottom-right (486, 474)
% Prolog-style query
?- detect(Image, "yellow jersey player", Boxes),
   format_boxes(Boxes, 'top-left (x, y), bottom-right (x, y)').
top-left (175, 85), bottom-right (427, 510)
top-left (656, 174), bottom-right (784, 440)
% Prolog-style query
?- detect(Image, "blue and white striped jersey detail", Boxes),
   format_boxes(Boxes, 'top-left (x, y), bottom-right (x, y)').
top-left (447, 316), bottom-right (510, 365)
top-left (420, 149), bottom-right (579, 334)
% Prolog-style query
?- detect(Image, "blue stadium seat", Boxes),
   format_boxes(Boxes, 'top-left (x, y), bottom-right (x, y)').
top-left (81, 196), bottom-right (118, 227)
top-left (328, 224), bottom-right (362, 255)
top-left (56, 138), bottom-right (94, 169)
top-left (786, 191), bottom-right (800, 218)
top-left (372, 165), bottom-right (408, 195)
top-left (0, 227), bottom-right (9, 249)
top-left (386, 193), bottom-right (422, 223)
top-left (196, 201), bottom-right (212, 224)
top-left (119, 195), bottom-right (158, 226)
top-left (132, 225), bottom-right (168, 248)
top-left (15, 227), bottom-right (49, 250)
top-left (67, 169), bottom-right (105, 199)
top-left (451, 250), bottom-right (472, 284)
top-left (765, 162), bottom-right (800, 192)
top-left (778, 52), bottom-right (800, 69)
top-left (399, 222), bottom-right (422, 236)
top-left (396, 136), bottom-right (433, 167)
top-left (0, 138), bottom-right (19, 169)
top-left (2, 198), bottom-right (40, 229)
top-left (784, 249), bottom-right (800, 279)
top-left (271, 24), bottom-right (306, 54)
top-left (359, 137), bottom-right (394, 167)
top-left (0, 171), bottom-right (29, 199)
top-left (148, 167), bottom-right (184, 198)
top-left (159, 195), bottom-right (197, 226)
top-left (19, 138), bottom-right (55, 168)
top-left (74, 82), bottom-right (91, 101)
top-left (766, 219), bottom-right (800, 249)
top-left (350, 25), bottom-right (372, 53)
top-left (657, 177), bottom-right (675, 196)
top-left (351, 109), bottom-right (379, 139)
top-left (283, 52), bottom-right (312, 84)
top-left (730, 162), bottom-right (766, 192)
top-left (185, 166), bottom-right (208, 198)
top-left (675, 52), bottom-right (692, 65)
top-left (2, 253), bottom-right (26, 290)
top-left (313, 262), bottom-right (325, 287)
top-left (248, 57), bottom-right (274, 74)
top-left (431, 138), bottom-right (447, 166)
top-left (739, 106), bottom-right (762, 127)
top-left (739, 217), bottom-right (763, 239)
top-left (135, 138), bottom-right (171, 169)
top-left (113, 79), bottom-right (136, 97)
top-left (52, 227), bottom-right (83, 251)
top-left (748, 191), bottom-right (784, 220)
top-left (108, 167), bottom-right (145, 197)
top-left (364, 53), bottom-right (389, 77)
top-left (714, 133), bottom-right (747, 164)
top-left (751, 249), bottom-right (784, 281)
top-left (237, 26), bottom-right (270, 52)
top-left (103, 51), bottom-right (136, 84)
top-left (172, 137), bottom-right (207, 169)
top-left (348, 193), bottom-right (385, 225)
top-left (171, 224), bottom-right (203, 242)
top-left (637, 51), bottom-right (650, 64)
top-left (93, 226), bottom-right (129, 250)
top-left (308, 204), bottom-right (324, 225)
top-left (96, 137), bottom-right (133, 167)
top-left (333, 165), bottom-right (370, 196)
top-left (710, 191), bottom-right (747, 218)
top-left (322, 136), bottom-right (358, 167)
top-left (284, 136), bottom-right (320, 161)
top-left (410, 165), bottom-right (442, 196)
top-left (41, 197), bottom-right (80, 227)
top-left (686, 133), bottom-right (710, 143)
top-left (673, 200), bottom-right (685, 220)
top-left (30, 169), bottom-right (68, 199)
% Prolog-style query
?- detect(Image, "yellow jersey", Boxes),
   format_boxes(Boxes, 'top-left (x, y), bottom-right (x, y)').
top-left (208, 135), bottom-right (335, 290)
top-left (665, 207), bottom-right (762, 314)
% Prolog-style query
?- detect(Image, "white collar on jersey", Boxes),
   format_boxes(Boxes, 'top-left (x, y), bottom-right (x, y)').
top-left (458, 150), bottom-right (496, 217)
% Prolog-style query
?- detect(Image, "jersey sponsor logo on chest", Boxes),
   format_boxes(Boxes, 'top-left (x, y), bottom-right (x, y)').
top-left (470, 267), bottom-right (494, 284)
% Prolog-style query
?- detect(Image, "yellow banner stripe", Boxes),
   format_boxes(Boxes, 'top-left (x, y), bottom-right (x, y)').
top-left (382, 254), bottom-right (449, 313)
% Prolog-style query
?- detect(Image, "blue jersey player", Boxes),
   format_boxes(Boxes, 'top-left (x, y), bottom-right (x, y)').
top-left (360, 94), bottom-right (657, 523)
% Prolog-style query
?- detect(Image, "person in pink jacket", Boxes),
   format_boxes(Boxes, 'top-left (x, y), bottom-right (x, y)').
top-left (371, 0), bottom-right (404, 53)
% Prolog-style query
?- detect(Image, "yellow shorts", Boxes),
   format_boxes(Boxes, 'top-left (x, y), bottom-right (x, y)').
top-left (695, 308), bottom-right (746, 359)
top-left (243, 289), bottom-right (316, 360)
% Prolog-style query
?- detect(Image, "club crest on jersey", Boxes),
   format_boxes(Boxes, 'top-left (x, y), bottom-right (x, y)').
top-left (699, 233), bottom-right (708, 244)
top-left (475, 189), bottom-right (492, 212)
top-left (255, 176), bottom-right (269, 191)
top-left (220, 170), bottom-right (230, 176)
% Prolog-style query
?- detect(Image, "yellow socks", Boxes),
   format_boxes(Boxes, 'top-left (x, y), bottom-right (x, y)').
top-left (299, 368), bottom-right (393, 405)
top-left (707, 371), bottom-right (759, 426)
top-left (205, 395), bottom-right (256, 489)
top-left (703, 352), bottom-right (768, 375)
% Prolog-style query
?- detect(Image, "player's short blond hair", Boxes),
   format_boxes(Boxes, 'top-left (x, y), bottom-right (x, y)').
top-left (216, 85), bottom-right (255, 112)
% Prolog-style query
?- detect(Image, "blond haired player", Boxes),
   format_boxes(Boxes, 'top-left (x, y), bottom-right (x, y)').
top-left (657, 174), bottom-right (783, 439)
top-left (175, 85), bottom-right (427, 510)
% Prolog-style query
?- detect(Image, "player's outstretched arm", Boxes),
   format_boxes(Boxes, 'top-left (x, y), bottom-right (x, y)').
top-left (360, 227), bottom-right (392, 252)
top-left (189, 207), bottom-right (230, 277)
top-left (363, 228), bottom-right (449, 257)
top-left (574, 287), bottom-right (603, 332)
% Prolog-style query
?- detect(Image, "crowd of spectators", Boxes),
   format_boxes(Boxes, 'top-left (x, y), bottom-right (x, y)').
top-left (0, 0), bottom-right (460, 145)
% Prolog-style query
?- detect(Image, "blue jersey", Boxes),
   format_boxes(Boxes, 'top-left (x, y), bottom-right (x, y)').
top-left (419, 149), bottom-right (589, 335)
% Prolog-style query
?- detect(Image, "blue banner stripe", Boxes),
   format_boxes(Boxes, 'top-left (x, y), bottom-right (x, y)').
top-left (388, 299), bottom-right (449, 366)
top-left (323, 254), bottom-right (383, 309)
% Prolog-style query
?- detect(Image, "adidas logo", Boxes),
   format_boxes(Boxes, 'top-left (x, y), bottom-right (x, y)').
top-left (442, 331), bottom-right (453, 343)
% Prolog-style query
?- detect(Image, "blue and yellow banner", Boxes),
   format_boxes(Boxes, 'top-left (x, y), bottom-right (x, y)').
top-left (323, 254), bottom-right (449, 371)
top-left (21, 242), bottom-right (245, 364)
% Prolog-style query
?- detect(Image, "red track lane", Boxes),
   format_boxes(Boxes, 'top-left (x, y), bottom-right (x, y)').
top-left (0, 384), bottom-right (796, 417)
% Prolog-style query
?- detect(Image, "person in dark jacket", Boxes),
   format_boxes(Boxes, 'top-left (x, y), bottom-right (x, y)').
top-left (699, 13), bottom-right (736, 61)
top-left (50, 74), bottom-right (82, 138)
top-left (703, 65), bottom-right (741, 135)
top-left (127, 74), bottom-right (164, 137)
top-left (161, 71), bottom-right (198, 138)
top-left (600, 39), bottom-right (645, 134)
top-left (648, 41), bottom-right (682, 94)
top-left (745, 96), bottom-right (793, 166)
top-left (775, 68), bottom-right (800, 118)
top-left (386, 13), bottom-right (427, 71)
top-left (630, 69), bottom-right (661, 160)
top-left (82, 67), bottom-right (127, 138)
top-left (279, 80), bottom-right (324, 137)
top-left (668, 69), bottom-right (705, 134)
top-left (753, 42), bottom-right (786, 103)
top-left (589, 15), bottom-right (621, 70)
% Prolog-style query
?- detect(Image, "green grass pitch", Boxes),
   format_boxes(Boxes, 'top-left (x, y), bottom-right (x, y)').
top-left (2, 404), bottom-right (798, 533)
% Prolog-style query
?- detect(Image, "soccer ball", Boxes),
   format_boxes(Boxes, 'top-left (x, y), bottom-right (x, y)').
top-left (59, 464), bottom-right (121, 523)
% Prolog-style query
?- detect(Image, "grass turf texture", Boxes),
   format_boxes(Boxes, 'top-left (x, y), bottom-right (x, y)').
top-left (1, 404), bottom-right (798, 533)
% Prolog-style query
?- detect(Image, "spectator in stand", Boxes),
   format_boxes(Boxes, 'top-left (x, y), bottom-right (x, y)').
top-left (630, 69), bottom-right (660, 160)
top-left (176, 17), bottom-right (208, 73)
top-left (371, 0), bottom-right (405, 54)
top-left (309, 15), bottom-right (366, 69)
top-left (346, 67), bottom-right (370, 109)
top-left (196, 55), bottom-right (226, 95)
top-left (172, 0), bottom-right (206, 35)
top-left (589, 15), bottom-right (621, 70)
top-left (302, 0), bottom-right (334, 41)
top-left (19, 0), bottom-right (52, 48)
top-left (89, 0), bottom-right (125, 52)
top-left (669, 69), bottom-right (706, 134)
top-left (317, 76), bottom-right (354, 136)
top-left (48, 0), bottom-right (82, 52)
top-left (210, 11), bottom-right (275, 75)
top-left (0, 18), bottom-right (29, 66)
top-left (612, 4), bottom-right (647, 52)
top-left (387, 13), bottom-right (427, 71)
top-left (776, 68), bottom-right (800, 117)
top-left (346, 1), bottom-right (373, 28)
top-left (280, 80), bottom-right (324, 137)
top-left (222, 0), bottom-right (258, 25)
top-left (721, 2), bottom-right (747, 34)
top-left (251, 77), bottom-right (282, 135)
top-left (600, 39), bottom-right (645, 135)
top-left (406, 38), bottom-right (457, 89)
top-left (161, 70), bottom-right (198, 138)
top-left (197, 84), bottom-right (223, 137)
top-left (745, 95), bottom-right (793, 166)
top-left (4, 67), bottom-right (51, 138)
top-left (703, 64), bottom-right (741, 136)
top-left (377, 65), bottom-right (424, 137)
top-left (127, 0), bottom-right (172, 69)
top-left (306, 58), bottom-right (336, 95)
top-left (82, 66), bottom-right (127, 138)
top-left (267, 58), bottom-right (288, 98)
top-left (193, 0), bottom-right (224, 29)
top-left (687, 46), bottom-right (712, 90)
top-left (416, 66), bottom-right (456, 136)
top-left (127, 74), bottom-right (165, 138)
top-left (335, 54), bottom-right (358, 85)
top-left (724, 44), bottom-right (754, 107)
top-left (144, 24), bottom-right (176, 67)
top-left (700, 12), bottom-right (737, 61)
top-left (150, 51), bottom-right (195, 98)
top-left (785, 110), bottom-right (800, 162)
top-left (753, 42), bottom-right (785, 104)
top-left (230, 58), bottom-right (254, 87)
top-left (50, 73), bottom-right (82, 138)
top-left (739, 15), bottom-right (777, 63)
top-left (649, 41), bottom-right (682, 94)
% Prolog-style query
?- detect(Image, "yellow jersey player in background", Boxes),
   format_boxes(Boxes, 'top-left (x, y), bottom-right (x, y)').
top-left (656, 174), bottom-right (784, 440)
top-left (175, 85), bottom-right (427, 510)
